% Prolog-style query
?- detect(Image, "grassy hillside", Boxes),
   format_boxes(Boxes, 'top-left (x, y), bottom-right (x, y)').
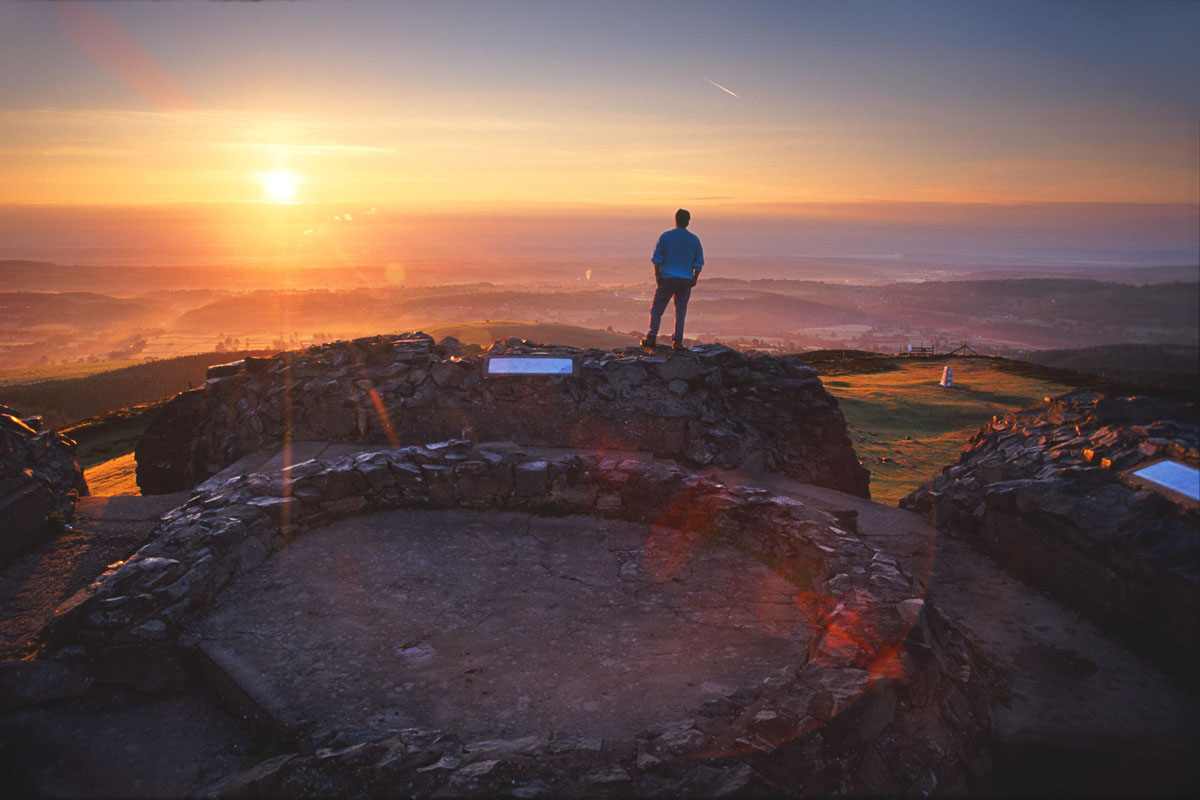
top-left (0, 350), bottom-right (263, 429)
top-left (0, 291), bottom-right (163, 328)
top-left (820, 358), bottom-right (1075, 505)
top-left (421, 321), bottom-right (638, 349)
top-left (67, 403), bottom-right (166, 497)
top-left (1028, 344), bottom-right (1198, 390)
top-left (0, 358), bottom-right (154, 387)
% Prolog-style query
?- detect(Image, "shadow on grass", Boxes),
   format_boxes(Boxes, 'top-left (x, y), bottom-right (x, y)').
top-left (940, 384), bottom-right (1052, 408)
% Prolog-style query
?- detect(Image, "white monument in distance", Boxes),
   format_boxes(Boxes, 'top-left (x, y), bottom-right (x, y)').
top-left (940, 365), bottom-right (954, 387)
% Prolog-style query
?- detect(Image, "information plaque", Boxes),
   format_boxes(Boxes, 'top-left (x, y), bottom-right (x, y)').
top-left (484, 356), bottom-right (576, 376)
top-left (1128, 459), bottom-right (1200, 504)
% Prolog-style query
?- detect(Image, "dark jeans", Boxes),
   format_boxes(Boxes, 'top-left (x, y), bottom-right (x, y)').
top-left (647, 277), bottom-right (693, 343)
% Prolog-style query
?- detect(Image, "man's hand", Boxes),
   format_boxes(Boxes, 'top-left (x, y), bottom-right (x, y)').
top-left (689, 273), bottom-right (698, 288)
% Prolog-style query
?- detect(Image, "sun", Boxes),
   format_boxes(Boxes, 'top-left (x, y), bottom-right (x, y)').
top-left (260, 170), bottom-right (299, 202)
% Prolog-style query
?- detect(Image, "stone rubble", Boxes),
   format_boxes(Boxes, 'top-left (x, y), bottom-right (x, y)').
top-left (901, 390), bottom-right (1199, 674)
top-left (0, 403), bottom-right (87, 566)
top-left (135, 333), bottom-right (869, 498)
top-left (39, 438), bottom-right (987, 795)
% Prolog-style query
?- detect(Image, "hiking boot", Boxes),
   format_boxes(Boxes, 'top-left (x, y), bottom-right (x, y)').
top-left (672, 340), bottom-right (686, 352)
top-left (640, 335), bottom-right (656, 349)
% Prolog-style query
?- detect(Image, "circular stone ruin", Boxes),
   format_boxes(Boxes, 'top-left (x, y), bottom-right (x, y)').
top-left (43, 441), bottom-right (989, 797)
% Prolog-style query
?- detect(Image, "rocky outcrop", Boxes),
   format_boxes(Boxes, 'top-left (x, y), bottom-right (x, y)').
top-left (902, 391), bottom-right (1199, 675)
top-left (1, 404), bottom-right (87, 566)
top-left (45, 439), bottom-right (985, 796)
top-left (135, 333), bottom-right (869, 498)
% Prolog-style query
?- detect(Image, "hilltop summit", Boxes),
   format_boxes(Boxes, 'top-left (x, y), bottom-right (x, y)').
top-left (135, 333), bottom-right (870, 498)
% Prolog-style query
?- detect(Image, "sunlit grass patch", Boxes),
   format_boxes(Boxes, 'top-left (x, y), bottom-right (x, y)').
top-left (0, 359), bottom-right (148, 387)
top-left (825, 358), bottom-right (1074, 505)
top-left (84, 452), bottom-right (139, 497)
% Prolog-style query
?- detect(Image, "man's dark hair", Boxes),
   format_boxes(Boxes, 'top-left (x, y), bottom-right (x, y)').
top-left (675, 208), bottom-right (690, 228)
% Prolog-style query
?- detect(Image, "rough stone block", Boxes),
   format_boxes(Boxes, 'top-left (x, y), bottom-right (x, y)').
top-left (514, 461), bottom-right (549, 496)
top-left (0, 483), bottom-right (54, 564)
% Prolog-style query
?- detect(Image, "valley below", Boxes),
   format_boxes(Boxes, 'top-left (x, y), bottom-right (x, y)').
top-left (2, 258), bottom-right (1196, 373)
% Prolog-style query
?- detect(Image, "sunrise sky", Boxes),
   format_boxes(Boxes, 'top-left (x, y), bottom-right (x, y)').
top-left (1, 0), bottom-right (1197, 265)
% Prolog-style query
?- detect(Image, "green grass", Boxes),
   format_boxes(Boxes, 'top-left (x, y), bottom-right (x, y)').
top-left (0, 359), bottom-right (150, 387)
top-left (84, 452), bottom-right (139, 496)
top-left (0, 350), bottom-right (262, 429)
top-left (64, 402), bottom-right (166, 496)
top-left (64, 402), bottom-right (164, 470)
top-left (823, 358), bottom-right (1074, 505)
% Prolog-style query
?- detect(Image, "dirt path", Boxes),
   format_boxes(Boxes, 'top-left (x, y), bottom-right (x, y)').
top-left (0, 493), bottom-right (187, 660)
top-left (1, 492), bottom-right (256, 799)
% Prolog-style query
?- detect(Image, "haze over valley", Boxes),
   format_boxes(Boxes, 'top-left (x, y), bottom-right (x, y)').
top-left (2, 254), bottom-right (1196, 374)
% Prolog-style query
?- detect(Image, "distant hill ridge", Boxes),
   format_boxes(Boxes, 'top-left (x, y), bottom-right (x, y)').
top-left (3, 322), bottom-right (1197, 435)
top-left (417, 321), bottom-right (636, 350)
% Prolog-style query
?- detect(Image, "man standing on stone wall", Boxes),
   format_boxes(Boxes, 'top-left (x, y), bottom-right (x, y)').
top-left (642, 208), bottom-right (704, 352)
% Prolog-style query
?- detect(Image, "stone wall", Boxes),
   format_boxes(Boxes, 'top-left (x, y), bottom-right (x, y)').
top-left (135, 334), bottom-right (869, 498)
top-left (901, 391), bottom-right (1199, 676)
top-left (44, 439), bottom-right (986, 796)
top-left (1, 404), bottom-right (87, 566)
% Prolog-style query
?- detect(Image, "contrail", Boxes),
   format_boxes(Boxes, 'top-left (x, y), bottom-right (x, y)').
top-left (703, 77), bottom-right (738, 97)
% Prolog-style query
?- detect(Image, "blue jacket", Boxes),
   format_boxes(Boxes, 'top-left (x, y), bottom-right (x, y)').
top-left (651, 227), bottom-right (704, 280)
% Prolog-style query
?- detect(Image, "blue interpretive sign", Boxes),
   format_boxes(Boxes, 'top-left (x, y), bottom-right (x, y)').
top-left (484, 356), bottom-right (576, 376)
top-left (1130, 459), bottom-right (1200, 503)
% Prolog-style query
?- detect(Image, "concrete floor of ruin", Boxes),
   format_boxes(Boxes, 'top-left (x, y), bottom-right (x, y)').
top-left (195, 509), bottom-right (812, 744)
top-left (2, 442), bottom-right (1197, 797)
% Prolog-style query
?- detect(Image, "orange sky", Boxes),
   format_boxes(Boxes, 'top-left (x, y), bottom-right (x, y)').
top-left (0, 1), bottom-right (1196, 264)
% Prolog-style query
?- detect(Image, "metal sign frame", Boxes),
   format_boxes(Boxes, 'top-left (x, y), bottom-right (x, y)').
top-left (483, 355), bottom-right (578, 377)
top-left (1124, 458), bottom-right (1200, 508)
